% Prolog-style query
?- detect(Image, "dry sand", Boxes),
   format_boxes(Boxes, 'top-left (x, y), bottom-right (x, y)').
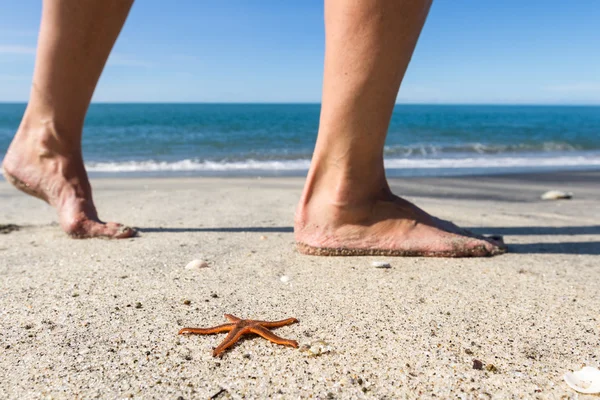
top-left (1, 171), bottom-right (599, 399)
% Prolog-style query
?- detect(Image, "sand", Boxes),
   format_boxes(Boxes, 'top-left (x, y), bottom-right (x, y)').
top-left (1, 171), bottom-right (599, 399)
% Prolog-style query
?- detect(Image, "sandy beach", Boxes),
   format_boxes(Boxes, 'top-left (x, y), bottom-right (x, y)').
top-left (1, 170), bottom-right (599, 399)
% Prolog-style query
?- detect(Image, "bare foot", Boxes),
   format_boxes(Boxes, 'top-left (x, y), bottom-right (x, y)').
top-left (2, 125), bottom-right (135, 239)
top-left (295, 186), bottom-right (506, 257)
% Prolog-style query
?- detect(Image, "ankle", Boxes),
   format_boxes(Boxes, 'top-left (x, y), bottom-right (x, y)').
top-left (295, 165), bottom-right (389, 233)
top-left (301, 161), bottom-right (388, 207)
top-left (13, 113), bottom-right (82, 157)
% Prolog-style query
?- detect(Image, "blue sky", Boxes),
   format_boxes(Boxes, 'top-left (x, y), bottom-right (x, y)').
top-left (0, 0), bottom-right (599, 104)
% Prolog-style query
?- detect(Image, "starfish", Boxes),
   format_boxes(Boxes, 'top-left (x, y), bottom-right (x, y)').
top-left (178, 314), bottom-right (299, 357)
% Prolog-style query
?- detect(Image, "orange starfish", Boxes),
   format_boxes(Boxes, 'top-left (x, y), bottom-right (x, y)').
top-left (178, 314), bottom-right (299, 357)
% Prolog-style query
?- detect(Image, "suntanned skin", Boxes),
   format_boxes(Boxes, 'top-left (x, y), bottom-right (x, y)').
top-left (294, 0), bottom-right (504, 256)
top-left (2, 0), bottom-right (136, 238)
top-left (2, 0), bottom-right (505, 256)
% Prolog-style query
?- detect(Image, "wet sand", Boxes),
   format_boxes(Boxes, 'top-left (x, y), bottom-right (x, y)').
top-left (1, 171), bottom-right (599, 398)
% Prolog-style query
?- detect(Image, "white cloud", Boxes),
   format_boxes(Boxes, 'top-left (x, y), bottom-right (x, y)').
top-left (0, 45), bottom-right (36, 55)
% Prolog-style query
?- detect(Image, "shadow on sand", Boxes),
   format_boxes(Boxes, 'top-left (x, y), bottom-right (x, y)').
top-left (469, 225), bottom-right (600, 255)
top-left (506, 241), bottom-right (600, 255)
top-left (137, 225), bottom-right (600, 255)
top-left (138, 226), bottom-right (294, 233)
top-left (467, 225), bottom-right (600, 236)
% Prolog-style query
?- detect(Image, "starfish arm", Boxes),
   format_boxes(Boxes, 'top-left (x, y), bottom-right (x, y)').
top-left (178, 323), bottom-right (234, 335)
top-left (251, 317), bottom-right (299, 328)
top-left (249, 326), bottom-right (299, 348)
top-left (212, 327), bottom-right (246, 357)
top-left (224, 314), bottom-right (242, 323)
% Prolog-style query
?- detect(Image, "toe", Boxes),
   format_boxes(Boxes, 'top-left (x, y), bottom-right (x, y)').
top-left (469, 237), bottom-right (507, 256)
top-left (486, 236), bottom-right (508, 254)
top-left (66, 219), bottom-right (137, 239)
top-left (105, 222), bottom-right (137, 239)
top-left (432, 217), bottom-right (507, 254)
top-left (443, 235), bottom-right (507, 257)
top-left (90, 221), bottom-right (137, 239)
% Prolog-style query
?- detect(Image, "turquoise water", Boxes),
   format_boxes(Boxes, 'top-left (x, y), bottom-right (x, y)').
top-left (1, 103), bottom-right (599, 177)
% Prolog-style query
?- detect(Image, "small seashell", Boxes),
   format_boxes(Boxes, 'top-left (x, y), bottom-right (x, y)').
top-left (260, 235), bottom-right (267, 240)
top-left (185, 259), bottom-right (209, 270)
top-left (541, 190), bottom-right (573, 200)
top-left (280, 275), bottom-right (291, 283)
top-left (564, 366), bottom-right (600, 393)
top-left (485, 364), bottom-right (498, 373)
top-left (371, 261), bottom-right (391, 268)
top-left (299, 340), bottom-right (333, 356)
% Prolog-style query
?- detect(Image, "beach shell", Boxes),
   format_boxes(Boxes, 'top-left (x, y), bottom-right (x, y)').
top-left (280, 275), bottom-right (291, 283)
top-left (299, 340), bottom-right (333, 356)
top-left (564, 366), bottom-right (600, 393)
top-left (185, 259), bottom-right (209, 270)
top-left (541, 190), bottom-right (573, 200)
top-left (371, 261), bottom-right (391, 269)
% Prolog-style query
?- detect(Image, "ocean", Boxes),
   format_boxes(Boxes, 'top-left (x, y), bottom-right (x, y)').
top-left (1, 103), bottom-right (599, 177)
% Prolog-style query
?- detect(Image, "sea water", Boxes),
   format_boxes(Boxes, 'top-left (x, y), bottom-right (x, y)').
top-left (1, 103), bottom-right (599, 177)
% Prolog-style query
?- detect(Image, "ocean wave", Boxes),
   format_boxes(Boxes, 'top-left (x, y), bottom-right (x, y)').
top-left (382, 141), bottom-right (582, 156)
top-left (85, 154), bottom-right (600, 172)
top-left (86, 159), bottom-right (312, 172)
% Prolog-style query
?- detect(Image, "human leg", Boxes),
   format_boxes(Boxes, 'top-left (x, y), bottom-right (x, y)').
top-left (2, 0), bottom-right (135, 238)
top-left (295, 0), bottom-right (505, 256)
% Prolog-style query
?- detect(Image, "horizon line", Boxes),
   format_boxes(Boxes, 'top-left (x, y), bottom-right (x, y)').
top-left (1, 101), bottom-right (600, 107)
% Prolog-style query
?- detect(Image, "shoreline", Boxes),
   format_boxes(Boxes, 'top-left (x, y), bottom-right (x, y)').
top-left (0, 162), bottom-right (599, 182)
top-left (78, 168), bottom-right (600, 183)
top-left (1, 170), bottom-right (599, 398)
top-left (80, 151), bottom-right (600, 178)
top-left (63, 164), bottom-right (600, 180)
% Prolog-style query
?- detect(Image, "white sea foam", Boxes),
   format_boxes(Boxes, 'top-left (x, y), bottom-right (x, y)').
top-left (382, 141), bottom-right (581, 156)
top-left (86, 159), bottom-right (312, 172)
top-left (85, 153), bottom-right (600, 173)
